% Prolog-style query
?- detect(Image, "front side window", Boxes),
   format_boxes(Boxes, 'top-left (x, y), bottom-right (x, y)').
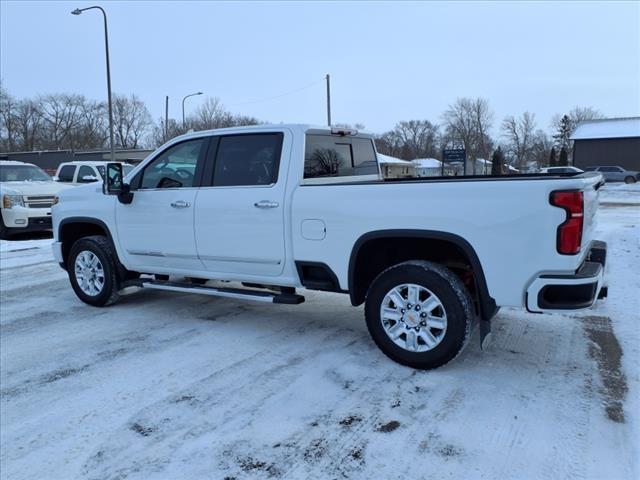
top-left (77, 165), bottom-right (97, 183)
top-left (212, 133), bottom-right (283, 187)
top-left (57, 165), bottom-right (76, 182)
top-left (304, 135), bottom-right (378, 179)
top-left (140, 138), bottom-right (204, 189)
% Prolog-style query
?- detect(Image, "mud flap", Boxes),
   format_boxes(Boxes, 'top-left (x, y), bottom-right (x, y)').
top-left (480, 318), bottom-right (492, 350)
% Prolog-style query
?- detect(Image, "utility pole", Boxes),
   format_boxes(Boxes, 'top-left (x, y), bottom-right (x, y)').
top-left (325, 74), bottom-right (331, 126)
top-left (164, 96), bottom-right (169, 142)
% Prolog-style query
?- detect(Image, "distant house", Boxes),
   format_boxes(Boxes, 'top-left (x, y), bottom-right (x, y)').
top-left (570, 117), bottom-right (640, 171)
top-left (377, 154), bottom-right (417, 179)
top-left (0, 148), bottom-right (153, 174)
top-left (412, 158), bottom-right (442, 177)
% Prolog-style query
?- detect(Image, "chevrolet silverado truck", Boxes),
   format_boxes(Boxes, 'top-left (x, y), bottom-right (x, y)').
top-left (51, 125), bottom-right (607, 369)
top-left (1, 161), bottom-right (73, 239)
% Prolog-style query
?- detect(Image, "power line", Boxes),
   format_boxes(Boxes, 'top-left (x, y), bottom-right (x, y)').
top-left (226, 78), bottom-right (325, 107)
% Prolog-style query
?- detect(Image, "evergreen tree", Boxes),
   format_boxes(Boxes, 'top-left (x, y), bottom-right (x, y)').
top-left (548, 146), bottom-right (557, 167)
top-left (558, 147), bottom-right (569, 166)
top-left (491, 147), bottom-right (504, 175)
top-left (553, 114), bottom-right (572, 150)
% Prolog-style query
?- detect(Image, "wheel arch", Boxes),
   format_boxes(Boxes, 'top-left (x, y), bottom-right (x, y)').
top-left (58, 217), bottom-right (118, 269)
top-left (348, 229), bottom-right (497, 320)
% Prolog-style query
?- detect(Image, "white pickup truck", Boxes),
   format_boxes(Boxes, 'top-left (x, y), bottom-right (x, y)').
top-left (1, 161), bottom-right (73, 239)
top-left (52, 124), bottom-right (608, 369)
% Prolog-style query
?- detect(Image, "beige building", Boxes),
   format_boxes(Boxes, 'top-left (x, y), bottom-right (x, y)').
top-left (378, 154), bottom-right (417, 179)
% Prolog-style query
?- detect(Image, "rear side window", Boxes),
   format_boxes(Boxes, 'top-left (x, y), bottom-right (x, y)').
top-left (304, 135), bottom-right (378, 179)
top-left (57, 165), bottom-right (76, 182)
top-left (212, 133), bottom-right (283, 187)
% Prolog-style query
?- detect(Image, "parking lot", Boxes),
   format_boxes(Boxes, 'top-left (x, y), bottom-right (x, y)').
top-left (1, 184), bottom-right (638, 480)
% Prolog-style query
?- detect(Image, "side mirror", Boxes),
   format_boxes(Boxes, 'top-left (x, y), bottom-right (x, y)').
top-left (105, 162), bottom-right (134, 204)
top-left (104, 163), bottom-right (124, 194)
top-left (82, 175), bottom-right (99, 183)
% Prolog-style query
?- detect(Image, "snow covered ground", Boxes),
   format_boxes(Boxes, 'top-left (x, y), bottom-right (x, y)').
top-left (1, 186), bottom-right (638, 480)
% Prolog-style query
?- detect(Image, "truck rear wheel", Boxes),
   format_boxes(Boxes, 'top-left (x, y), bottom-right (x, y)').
top-left (364, 260), bottom-right (474, 369)
top-left (67, 235), bottom-right (120, 307)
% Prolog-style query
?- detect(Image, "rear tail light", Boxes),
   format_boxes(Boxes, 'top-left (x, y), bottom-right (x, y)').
top-left (550, 190), bottom-right (584, 255)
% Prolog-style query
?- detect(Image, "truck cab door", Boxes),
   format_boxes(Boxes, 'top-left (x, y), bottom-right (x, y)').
top-left (194, 131), bottom-right (289, 277)
top-left (115, 137), bottom-right (209, 271)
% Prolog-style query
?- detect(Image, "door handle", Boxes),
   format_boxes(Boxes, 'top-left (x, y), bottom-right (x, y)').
top-left (170, 200), bottom-right (191, 208)
top-left (254, 200), bottom-right (279, 209)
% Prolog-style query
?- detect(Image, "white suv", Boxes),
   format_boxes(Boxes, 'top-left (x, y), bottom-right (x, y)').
top-left (55, 161), bottom-right (134, 185)
top-left (1, 161), bottom-right (73, 239)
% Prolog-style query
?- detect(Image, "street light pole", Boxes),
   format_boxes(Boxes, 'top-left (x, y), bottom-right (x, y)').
top-left (72, 6), bottom-right (115, 162)
top-left (182, 91), bottom-right (203, 128)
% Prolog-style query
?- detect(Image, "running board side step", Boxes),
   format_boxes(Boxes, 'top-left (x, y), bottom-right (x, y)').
top-left (130, 280), bottom-right (305, 304)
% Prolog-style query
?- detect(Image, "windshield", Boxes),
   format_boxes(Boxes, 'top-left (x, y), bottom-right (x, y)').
top-left (0, 165), bottom-right (52, 182)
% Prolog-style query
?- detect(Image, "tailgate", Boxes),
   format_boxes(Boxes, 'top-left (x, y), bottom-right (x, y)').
top-left (578, 172), bottom-right (604, 253)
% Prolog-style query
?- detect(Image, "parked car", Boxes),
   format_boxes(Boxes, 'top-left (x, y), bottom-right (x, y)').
top-left (55, 161), bottom-right (134, 185)
top-left (1, 161), bottom-right (73, 239)
top-left (583, 166), bottom-right (639, 183)
top-left (539, 166), bottom-right (584, 174)
top-left (52, 125), bottom-right (608, 369)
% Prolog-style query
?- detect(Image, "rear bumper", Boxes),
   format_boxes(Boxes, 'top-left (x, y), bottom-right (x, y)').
top-left (526, 241), bottom-right (607, 313)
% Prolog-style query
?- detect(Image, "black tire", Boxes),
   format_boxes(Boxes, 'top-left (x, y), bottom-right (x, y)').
top-left (67, 235), bottom-right (120, 307)
top-left (624, 176), bottom-right (636, 184)
top-left (364, 260), bottom-right (475, 369)
top-left (0, 222), bottom-right (10, 240)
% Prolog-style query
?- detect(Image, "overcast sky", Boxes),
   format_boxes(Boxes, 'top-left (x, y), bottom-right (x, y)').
top-left (1, 0), bottom-right (639, 134)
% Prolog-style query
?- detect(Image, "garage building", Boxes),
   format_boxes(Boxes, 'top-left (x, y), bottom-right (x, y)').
top-left (571, 117), bottom-right (640, 171)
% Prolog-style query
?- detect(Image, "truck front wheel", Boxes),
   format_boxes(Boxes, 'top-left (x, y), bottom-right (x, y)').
top-left (67, 235), bottom-right (120, 307)
top-left (364, 260), bottom-right (474, 369)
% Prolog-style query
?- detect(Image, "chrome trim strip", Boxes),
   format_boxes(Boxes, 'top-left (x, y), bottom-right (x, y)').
top-left (141, 282), bottom-right (274, 302)
top-left (127, 250), bottom-right (166, 257)
top-left (126, 250), bottom-right (280, 265)
top-left (199, 255), bottom-right (282, 265)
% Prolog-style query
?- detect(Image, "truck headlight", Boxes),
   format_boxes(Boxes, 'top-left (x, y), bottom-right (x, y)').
top-left (2, 194), bottom-right (25, 209)
top-left (52, 196), bottom-right (60, 206)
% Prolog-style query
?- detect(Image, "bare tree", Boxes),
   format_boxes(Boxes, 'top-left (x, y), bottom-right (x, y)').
top-left (501, 111), bottom-right (537, 170)
top-left (0, 85), bottom-right (18, 151)
top-left (113, 94), bottom-right (152, 149)
top-left (394, 120), bottom-right (440, 159)
top-left (38, 93), bottom-right (87, 149)
top-left (442, 97), bottom-right (494, 173)
top-left (14, 99), bottom-right (44, 151)
top-left (531, 129), bottom-right (552, 169)
top-left (374, 120), bottom-right (440, 160)
top-left (151, 117), bottom-right (182, 146)
top-left (76, 99), bottom-right (107, 149)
